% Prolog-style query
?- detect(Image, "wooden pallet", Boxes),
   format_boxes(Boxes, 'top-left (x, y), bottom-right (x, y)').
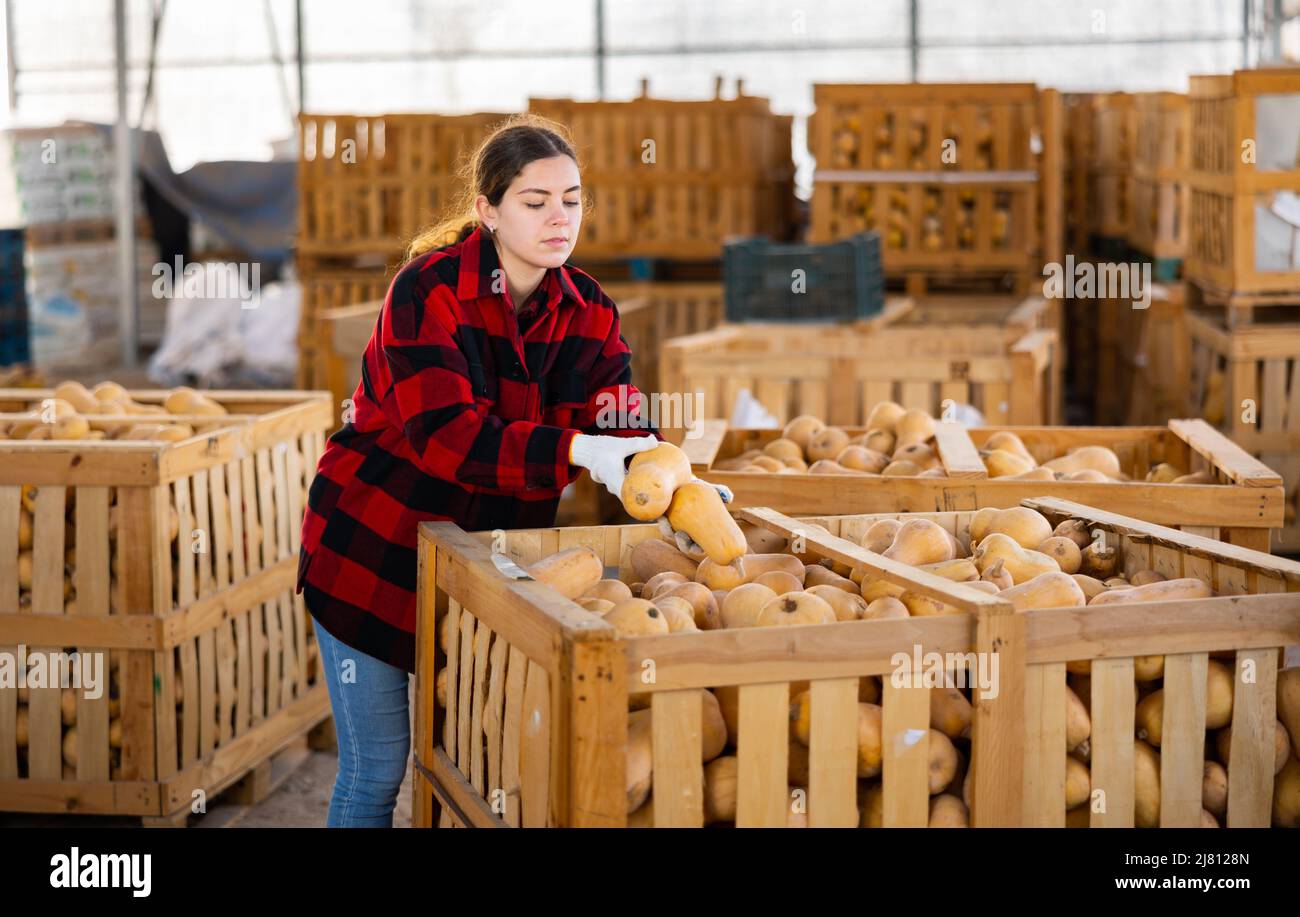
top-left (1187, 68), bottom-right (1300, 296)
top-left (659, 294), bottom-right (1061, 431)
top-left (413, 500), bottom-right (1300, 827)
top-left (682, 417), bottom-right (1283, 552)
top-left (1092, 282), bottom-right (1188, 425)
top-left (0, 388), bottom-right (333, 821)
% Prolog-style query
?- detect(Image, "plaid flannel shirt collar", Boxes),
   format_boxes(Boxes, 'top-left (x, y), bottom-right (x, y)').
top-left (455, 225), bottom-right (585, 311)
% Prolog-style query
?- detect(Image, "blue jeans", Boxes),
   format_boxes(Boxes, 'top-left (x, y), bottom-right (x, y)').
top-left (312, 618), bottom-right (410, 827)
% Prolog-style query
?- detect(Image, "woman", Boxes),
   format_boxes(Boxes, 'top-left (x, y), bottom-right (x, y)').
top-left (297, 115), bottom-right (688, 827)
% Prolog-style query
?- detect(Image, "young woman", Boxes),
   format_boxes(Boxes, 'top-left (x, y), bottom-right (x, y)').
top-left (296, 115), bottom-right (713, 827)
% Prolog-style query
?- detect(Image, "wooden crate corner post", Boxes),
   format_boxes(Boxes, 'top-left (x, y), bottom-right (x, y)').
top-left (969, 596), bottom-right (1025, 827)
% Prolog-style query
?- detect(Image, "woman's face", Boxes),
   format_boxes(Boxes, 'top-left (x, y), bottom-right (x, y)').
top-left (481, 155), bottom-right (582, 271)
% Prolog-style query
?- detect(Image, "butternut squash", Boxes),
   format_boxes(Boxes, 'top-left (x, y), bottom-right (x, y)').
top-left (739, 520), bottom-right (787, 554)
top-left (931, 684), bottom-right (972, 739)
top-left (917, 467), bottom-right (948, 479)
top-left (782, 414), bottom-right (825, 450)
top-left (695, 558), bottom-right (747, 591)
top-left (1279, 667), bottom-right (1300, 758)
top-left (894, 409), bottom-right (936, 449)
top-left (701, 690), bottom-right (727, 761)
top-left (1065, 684), bottom-right (1090, 751)
top-left (929, 794), bottom-right (968, 827)
top-left (928, 730), bottom-right (958, 794)
top-left (1172, 470), bottom-right (1214, 485)
top-left (983, 449), bottom-right (1035, 478)
top-left (859, 782), bottom-right (884, 827)
top-left (1134, 739), bottom-right (1161, 828)
top-left (652, 595), bottom-right (699, 632)
top-left (1053, 519), bottom-right (1092, 548)
top-left (703, 755), bottom-right (739, 824)
top-left (750, 455), bottom-right (785, 472)
top-left (1003, 468), bottom-right (1056, 483)
top-left (973, 533), bottom-right (1060, 584)
top-left (864, 596), bottom-right (909, 620)
top-left (762, 438), bottom-right (804, 464)
top-left (1215, 721), bottom-right (1291, 774)
top-left (91, 380), bottom-right (129, 403)
top-left (1135, 655), bottom-right (1165, 682)
top-left (604, 598), bottom-right (670, 637)
top-left (984, 430), bottom-right (1035, 463)
top-left (981, 558), bottom-right (1013, 590)
top-left (782, 457), bottom-right (809, 472)
top-left (1272, 756), bottom-right (1300, 827)
top-left (1130, 570), bottom-right (1166, 587)
top-left (1043, 445), bottom-right (1121, 478)
top-left (803, 564), bottom-right (858, 592)
top-left (983, 508), bottom-right (1053, 550)
top-left (861, 519), bottom-right (902, 554)
top-left (1037, 536), bottom-right (1082, 574)
top-left (627, 710), bottom-right (653, 811)
top-left (621, 442), bottom-right (693, 520)
top-left (1203, 760), bottom-right (1227, 816)
top-left (900, 590), bottom-right (963, 617)
top-left (739, 553), bottom-right (807, 584)
top-left (807, 426), bottom-right (851, 462)
top-left (1103, 576), bottom-right (1129, 588)
top-left (577, 597), bottom-right (615, 615)
top-left (837, 445), bottom-right (889, 473)
top-left (643, 570), bottom-right (688, 598)
top-left (864, 400), bottom-right (906, 433)
top-left (882, 519), bottom-right (956, 566)
top-left (755, 592), bottom-right (836, 627)
top-left (719, 583), bottom-right (778, 629)
top-left (1135, 689), bottom-right (1166, 745)
top-left (918, 558), bottom-right (979, 582)
top-left (863, 428), bottom-right (896, 455)
top-left (1088, 577), bottom-right (1212, 606)
top-left (525, 546), bottom-right (603, 599)
top-left (809, 459), bottom-right (855, 474)
top-left (806, 584), bottom-right (868, 621)
top-left (881, 460), bottom-right (922, 476)
top-left (1079, 542), bottom-right (1118, 579)
top-left (1069, 574), bottom-right (1107, 603)
top-left (666, 481), bottom-right (747, 565)
top-left (892, 441), bottom-right (940, 470)
top-left (856, 703), bottom-right (884, 778)
top-left (999, 572), bottom-right (1086, 611)
top-left (584, 579), bottom-right (633, 604)
top-left (1065, 756), bottom-right (1091, 809)
top-left (752, 570), bottom-right (802, 596)
top-left (661, 581), bottom-right (722, 630)
top-left (631, 538), bottom-right (698, 582)
top-left (1145, 462), bottom-right (1184, 483)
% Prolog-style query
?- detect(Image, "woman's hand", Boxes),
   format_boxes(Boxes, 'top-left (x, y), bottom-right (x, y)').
top-left (569, 433), bottom-right (660, 498)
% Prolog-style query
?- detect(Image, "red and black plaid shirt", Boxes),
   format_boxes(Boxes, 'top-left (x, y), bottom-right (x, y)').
top-left (298, 226), bottom-right (657, 673)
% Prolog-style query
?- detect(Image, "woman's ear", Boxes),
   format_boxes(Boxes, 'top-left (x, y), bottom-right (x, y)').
top-left (474, 194), bottom-right (497, 232)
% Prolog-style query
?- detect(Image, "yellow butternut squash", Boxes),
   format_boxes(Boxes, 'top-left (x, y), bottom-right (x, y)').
top-left (754, 592), bottom-right (836, 627)
top-left (660, 581), bottom-right (722, 630)
top-left (666, 481), bottom-right (747, 565)
top-left (864, 400), bottom-right (906, 433)
top-left (630, 538), bottom-right (698, 582)
top-left (719, 582), bottom-right (778, 629)
top-left (983, 449), bottom-right (1036, 478)
top-left (805, 584), bottom-right (868, 621)
top-left (782, 414), bottom-right (825, 449)
top-left (984, 430), bottom-right (1035, 463)
top-left (621, 442), bottom-right (693, 520)
top-left (751, 570), bottom-right (802, 596)
top-left (603, 598), bottom-right (670, 637)
top-left (1043, 445), bottom-right (1121, 477)
top-left (525, 546), bottom-right (603, 599)
top-left (973, 533), bottom-right (1060, 584)
top-left (1088, 577), bottom-right (1212, 606)
top-left (864, 596), bottom-right (909, 620)
top-left (807, 426), bottom-right (851, 462)
top-left (999, 571), bottom-right (1086, 611)
top-left (882, 519), bottom-right (957, 566)
top-left (1037, 536), bottom-right (1082, 574)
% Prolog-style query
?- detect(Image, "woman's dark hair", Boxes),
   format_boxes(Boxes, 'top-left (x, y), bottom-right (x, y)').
top-left (406, 113), bottom-right (583, 260)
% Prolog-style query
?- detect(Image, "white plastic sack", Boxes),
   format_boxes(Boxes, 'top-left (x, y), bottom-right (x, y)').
top-left (729, 388), bottom-right (780, 429)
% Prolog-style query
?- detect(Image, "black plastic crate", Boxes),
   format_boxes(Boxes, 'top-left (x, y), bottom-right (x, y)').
top-left (0, 228), bottom-right (24, 279)
top-left (723, 232), bottom-right (884, 323)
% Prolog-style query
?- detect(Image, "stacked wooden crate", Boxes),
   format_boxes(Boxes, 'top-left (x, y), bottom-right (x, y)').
top-left (1183, 67), bottom-right (1300, 551)
top-left (1086, 92), bottom-right (1135, 254)
top-left (528, 80), bottom-right (795, 262)
top-left (1129, 92), bottom-right (1189, 276)
top-left (808, 83), bottom-right (1063, 295)
top-left (0, 388), bottom-right (333, 823)
top-left (295, 112), bottom-right (504, 393)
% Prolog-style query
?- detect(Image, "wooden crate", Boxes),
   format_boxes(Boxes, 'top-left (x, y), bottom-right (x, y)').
top-left (297, 263), bottom-right (394, 390)
top-left (1129, 93), bottom-right (1190, 263)
top-left (1186, 309), bottom-right (1300, 552)
top-left (1063, 93), bottom-right (1095, 256)
top-left (808, 84), bottom-right (1061, 293)
top-left (1094, 282), bottom-right (1189, 425)
top-left (1187, 68), bottom-right (1300, 298)
top-left (1086, 92), bottom-right (1135, 243)
top-left (0, 389), bottom-right (333, 821)
top-left (412, 499), bottom-right (1300, 827)
top-left (528, 83), bottom-right (795, 260)
top-left (601, 282), bottom-right (724, 396)
top-left (659, 294), bottom-right (1061, 428)
top-left (682, 417), bottom-right (1283, 553)
top-left (296, 112), bottom-right (506, 261)
top-left (316, 299), bottom-right (383, 428)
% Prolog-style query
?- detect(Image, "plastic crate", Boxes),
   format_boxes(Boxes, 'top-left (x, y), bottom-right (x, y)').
top-left (0, 229), bottom-right (24, 279)
top-left (723, 232), bottom-right (884, 323)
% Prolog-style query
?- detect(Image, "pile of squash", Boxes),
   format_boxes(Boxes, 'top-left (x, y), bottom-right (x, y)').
top-left (441, 502), bottom-right (1300, 828)
top-left (0, 380), bottom-right (227, 442)
top-left (712, 402), bottom-right (1215, 485)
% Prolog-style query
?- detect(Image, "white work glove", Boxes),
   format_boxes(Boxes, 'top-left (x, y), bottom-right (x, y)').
top-left (656, 477), bottom-right (734, 555)
top-left (569, 433), bottom-right (660, 498)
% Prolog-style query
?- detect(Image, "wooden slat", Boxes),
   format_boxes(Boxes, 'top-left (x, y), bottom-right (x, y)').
top-left (651, 690), bottom-right (704, 827)
top-left (807, 677), bottom-right (858, 828)
top-left (520, 660), bottom-right (551, 828)
top-left (1089, 657), bottom-right (1135, 827)
top-left (257, 452), bottom-right (282, 717)
top-left (74, 487), bottom-right (111, 783)
top-left (1225, 648), bottom-right (1278, 827)
top-left (735, 682), bottom-right (790, 827)
top-left (483, 633), bottom-right (508, 818)
top-left (0, 487), bottom-right (19, 779)
top-left (456, 609), bottom-right (476, 776)
top-left (1159, 652), bottom-right (1208, 827)
top-left (500, 645), bottom-right (527, 827)
top-left (441, 600), bottom-right (461, 760)
top-left (881, 679), bottom-right (930, 827)
top-left (933, 422), bottom-right (988, 479)
top-left (28, 485), bottom-right (65, 781)
top-left (1023, 661), bottom-right (1067, 826)
top-left (469, 620), bottom-right (492, 796)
